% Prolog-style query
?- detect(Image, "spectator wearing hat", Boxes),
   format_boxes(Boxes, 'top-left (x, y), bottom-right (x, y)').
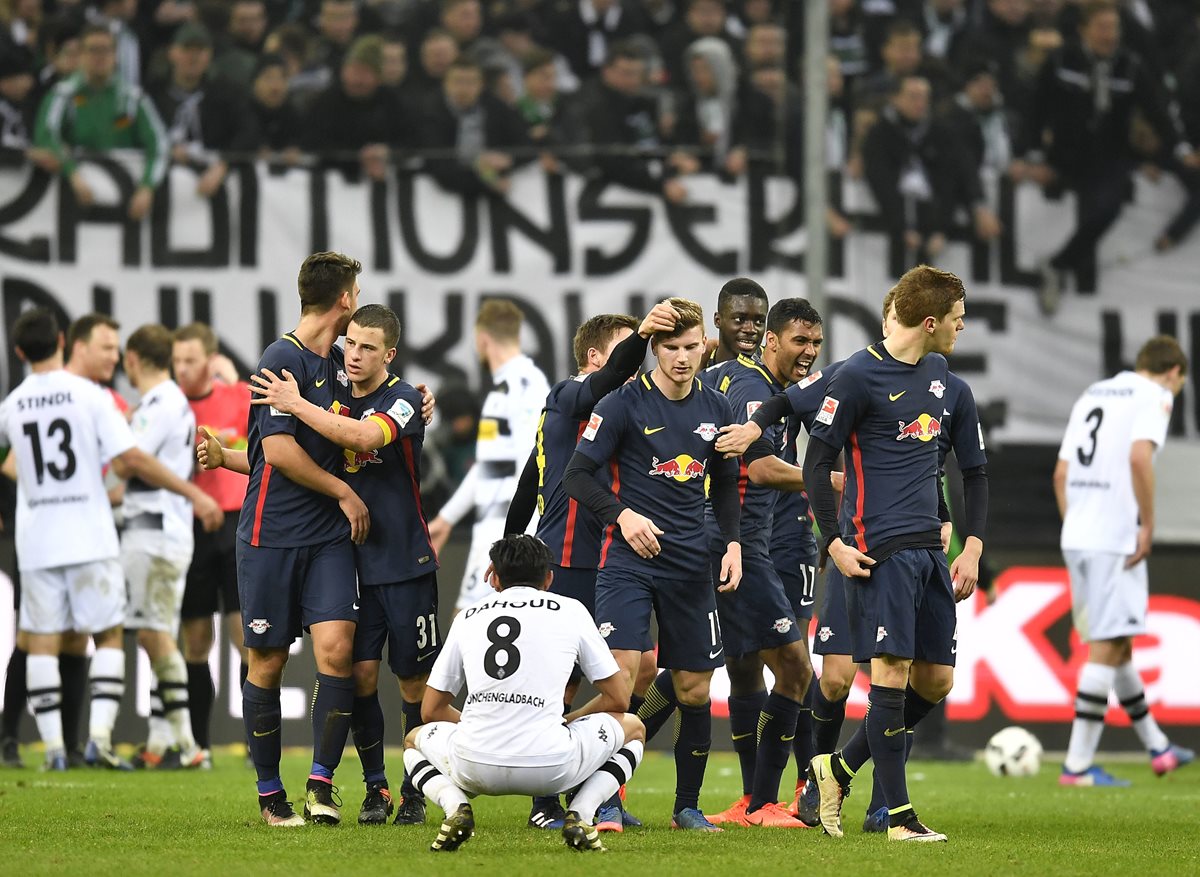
top-left (34, 23), bottom-right (168, 220)
top-left (537, 0), bottom-right (650, 83)
top-left (211, 0), bottom-right (269, 90)
top-left (673, 36), bottom-right (745, 175)
top-left (248, 52), bottom-right (302, 156)
top-left (658, 0), bottom-right (740, 89)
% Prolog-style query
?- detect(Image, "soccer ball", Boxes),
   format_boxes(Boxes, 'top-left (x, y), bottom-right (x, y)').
top-left (984, 726), bottom-right (1043, 777)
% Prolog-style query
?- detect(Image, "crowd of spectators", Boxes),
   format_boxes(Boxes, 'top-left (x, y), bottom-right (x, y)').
top-left (1, 0), bottom-right (1198, 309)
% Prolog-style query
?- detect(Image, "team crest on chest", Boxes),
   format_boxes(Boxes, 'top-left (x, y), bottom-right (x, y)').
top-left (337, 369), bottom-right (349, 386)
top-left (928, 380), bottom-right (946, 398)
top-left (693, 422), bottom-right (718, 441)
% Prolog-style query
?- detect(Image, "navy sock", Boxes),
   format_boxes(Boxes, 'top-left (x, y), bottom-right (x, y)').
top-left (869, 685), bottom-right (938, 815)
top-left (859, 685), bottom-right (910, 825)
top-left (629, 692), bottom-right (645, 714)
top-left (793, 700), bottom-right (816, 784)
top-left (400, 698), bottom-right (423, 798)
top-left (2, 647), bottom-right (27, 739)
top-left (833, 705), bottom-right (872, 787)
top-left (748, 692), bottom-right (803, 811)
top-left (672, 701), bottom-right (711, 814)
top-left (811, 678), bottom-right (847, 755)
top-left (243, 681), bottom-right (283, 793)
top-left (186, 661), bottom-right (214, 750)
top-left (637, 670), bottom-right (678, 742)
top-left (58, 653), bottom-right (88, 752)
top-left (352, 693), bottom-right (387, 785)
top-left (309, 672), bottom-right (354, 780)
top-left (728, 691), bottom-right (768, 796)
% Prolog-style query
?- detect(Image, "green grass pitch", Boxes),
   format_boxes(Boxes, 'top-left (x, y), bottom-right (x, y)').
top-left (3, 749), bottom-right (1198, 876)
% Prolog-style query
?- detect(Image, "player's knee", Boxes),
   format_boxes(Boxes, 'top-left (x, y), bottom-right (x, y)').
top-left (725, 654), bottom-right (765, 695)
top-left (61, 631), bottom-right (88, 654)
top-left (135, 629), bottom-right (160, 656)
top-left (403, 726), bottom-right (422, 749)
top-left (633, 651), bottom-right (658, 693)
top-left (353, 662), bottom-right (379, 697)
top-left (397, 674), bottom-right (427, 704)
top-left (672, 672), bottom-right (711, 707)
top-left (180, 619), bottom-right (214, 662)
top-left (92, 626), bottom-right (122, 650)
top-left (620, 713), bottom-right (646, 744)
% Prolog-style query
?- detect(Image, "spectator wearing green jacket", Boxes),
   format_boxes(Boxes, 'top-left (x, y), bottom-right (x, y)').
top-left (34, 24), bottom-right (168, 221)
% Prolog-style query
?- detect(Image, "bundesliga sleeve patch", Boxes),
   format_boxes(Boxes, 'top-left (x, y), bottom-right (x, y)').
top-left (797, 369), bottom-right (823, 389)
top-left (582, 412), bottom-right (603, 441)
top-left (269, 406), bottom-right (292, 417)
top-left (388, 397), bottom-right (415, 428)
top-left (816, 396), bottom-right (839, 425)
top-left (746, 401), bottom-right (762, 419)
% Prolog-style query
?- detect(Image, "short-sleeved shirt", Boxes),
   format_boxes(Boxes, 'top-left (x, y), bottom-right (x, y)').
top-left (937, 372), bottom-right (987, 471)
top-left (1058, 370), bottom-right (1173, 555)
top-left (427, 586), bottom-right (619, 766)
top-left (535, 373), bottom-right (611, 569)
top-left (0, 370), bottom-right (136, 570)
top-left (809, 344), bottom-right (948, 555)
top-left (123, 380), bottom-right (196, 549)
top-left (575, 373), bottom-right (738, 577)
top-left (341, 375), bottom-right (437, 586)
top-left (237, 334), bottom-right (350, 548)
top-left (189, 381), bottom-right (250, 512)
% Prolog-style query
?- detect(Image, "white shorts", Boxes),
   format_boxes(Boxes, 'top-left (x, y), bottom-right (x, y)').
top-left (454, 519), bottom-right (506, 610)
top-left (19, 558), bottom-right (125, 635)
top-left (122, 531), bottom-right (191, 634)
top-left (414, 713), bottom-right (625, 797)
top-left (1063, 550), bottom-right (1149, 641)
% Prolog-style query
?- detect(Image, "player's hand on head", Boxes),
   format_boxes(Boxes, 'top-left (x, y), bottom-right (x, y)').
top-left (339, 489), bottom-right (370, 545)
top-left (416, 384), bottom-right (436, 425)
top-left (249, 368), bottom-right (301, 412)
top-left (829, 538), bottom-right (875, 579)
top-left (639, 301), bottom-right (682, 337)
top-left (715, 421), bottom-right (760, 458)
top-left (196, 427), bottom-right (224, 470)
top-left (617, 509), bottom-right (663, 559)
top-left (1126, 523), bottom-right (1153, 569)
top-left (717, 543), bottom-right (742, 592)
top-left (194, 492), bottom-right (224, 533)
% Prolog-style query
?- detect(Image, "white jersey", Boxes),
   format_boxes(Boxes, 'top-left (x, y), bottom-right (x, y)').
top-left (0, 370), bottom-right (136, 571)
top-left (427, 586), bottom-right (619, 766)
top-left (1058, 371), bottom-right (1173, 554)
top-left (122, 380), bottom-right (196, 554)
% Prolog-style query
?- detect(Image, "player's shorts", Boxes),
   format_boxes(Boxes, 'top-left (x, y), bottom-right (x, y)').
top-left (19, 558), bottom-right (125, 635)
top-left (594, 567), bottom-right (720, 671)
top-left (773, 543), bottom-right (819, 621)
top-left (353, 572), bottom-right (441, 678)
top-left (813, 565), bottom-right (851, 657)
top-left (182, 515), bottom-right (240, 619)
top-left (845, 547), bottom-right (956, 667)
top-left (455, 518), bottom-right (505, 611)
top-left (121, 529), bottom-right (191, 634)
top-left (1063, 550), bottom-right (1148, 641)
top-left (236, 536), bottom-right (357, 649)
top-left (550, 565), bottom-right (597, 618)
top-left (710, 544), bottom-right (800, 658)
top-left (414, 713), bottom-right (625, 797)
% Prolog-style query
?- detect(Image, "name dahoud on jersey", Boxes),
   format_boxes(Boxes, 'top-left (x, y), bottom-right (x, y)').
top-left (15, 392), bottom-right (74, 411)
top-left (463, 596), bottom-right (562, 618)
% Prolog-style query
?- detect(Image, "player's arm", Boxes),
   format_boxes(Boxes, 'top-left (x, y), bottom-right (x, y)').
top-left (420, 685), bottom-right (462, 724)
top-left (569, 302), bottom-right (679, 415)
top-left (111, 447), bottom-right (224, 531)
top-left (261, 434), bottom-right (370, 545)
top-left (715, 390), bottom-right (789, 457)
top-left (1128, 438), bottom-right (1156, 567)
top-left (1052, 458), bottom-right (1068, 518)
top-left (1, 450), bottom-right (15, 482)
top-left (707, 450), bottom-right (743, 592)
top-left (803, 435), bottom-right (875, 578)
top-left (248, 368), bottom-right (387, 452)
top-left (197, 428), bottom-right (250, 475)
top-left (421, 624), bottom-right (465, 723)
top-left (427, 464), bottom-right (478, 551)
top-left (564, 671), bottom-right (630, 723)
top-left (504, 447), bottom-right (539, 535)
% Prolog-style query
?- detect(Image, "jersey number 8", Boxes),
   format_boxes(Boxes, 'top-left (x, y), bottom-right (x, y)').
top-left (484, 616), bottom-right (522, 680)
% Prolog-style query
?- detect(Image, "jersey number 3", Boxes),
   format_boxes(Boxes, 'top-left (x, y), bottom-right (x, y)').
top-left (1076, 407), bottom-right (1103, 467)
top-left (484, 616), bottom-right (522, 680)
top-left (22, 419), bottom-right (77, 484)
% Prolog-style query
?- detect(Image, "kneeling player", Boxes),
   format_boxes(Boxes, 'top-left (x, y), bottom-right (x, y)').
top-left (405, 535), bottom-right (645, 852)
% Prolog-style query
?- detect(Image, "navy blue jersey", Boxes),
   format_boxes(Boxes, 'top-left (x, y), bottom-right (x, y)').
top-left (238, 335), bottom-right (350, 548)
top-left (937, 371), bottom-right (987, 471)
top-left (575, 373), bottom-right (738, 577)
top-left (808, 344), bottom-right (949, 553)
top-left (534, 373), bottom-right (612, 569)
top-left (342, 376), bottom-right (437, 586)
top-left (706, 355), bottom-right (785, 556)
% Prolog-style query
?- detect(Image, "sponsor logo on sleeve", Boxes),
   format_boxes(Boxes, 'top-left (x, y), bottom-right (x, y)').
top-left (389, 397), bottom-right (415, 427)
top-left (815, 396), bottom-right (839, 425)
top-left (582, 412), bottom-right (603, 441)
top-left (746, 401), bottom-right (762, 419)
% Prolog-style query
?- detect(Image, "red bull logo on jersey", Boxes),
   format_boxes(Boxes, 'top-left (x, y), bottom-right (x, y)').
top-left (343, 447), bottom-right (382, 473)
top-left (896, 413), bottom-right (942, 442)
top-left (648, 455), bottom-right (706, 482)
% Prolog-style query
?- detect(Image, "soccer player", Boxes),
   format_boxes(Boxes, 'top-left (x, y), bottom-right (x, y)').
top-left (235, 252), bottom-right (369, 827)
top-left (172, 322), bottom-right (251, 766)
top-left (803, 265), bottom-right (973, 842)
top-left (404, 534), bottom-right (645, 853)
top-left (244, 304), bottom-right (439, 825)
top-left (1054, 335), bottom-right (1194, 785)
top-left (703, 298), bottom-right (825, 828)
top-left (121, 324), bottom-right (212, 769)
top-left (427, 300), bottom-right (550, 612)
top-left (504, 302), bottom-right (678, 831)
top-left (0, 309), bottom-right (219, 770)
top-left (562, 297), bottom-right (743, 832)
top-left (707, 277), bottom-right (769, 366)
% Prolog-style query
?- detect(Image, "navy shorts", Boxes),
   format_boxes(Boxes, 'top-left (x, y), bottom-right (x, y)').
top-left (813, 566), bottom-right (851, 656)
top-left (844, 547), bottom-right (956, 666)
top-left (236, 536), bottom-right (357, 649)
top-left (182, 515), bottom-right (240, 619)
top-left (353, 572), bottom-right (441, 678)
top-left (594, 566), bottom-right (720, 671)
top-left (773, 543), bottom-right (819, 621)
top-left (711, 545), bottom-right (800, 658)
top-left (550, 565), bottom-right (597, 618)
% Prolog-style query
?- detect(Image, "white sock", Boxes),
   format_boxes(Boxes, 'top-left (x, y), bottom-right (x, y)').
top-left (27, 654), bottom-right (64, 753)
top-left (147, 689), bottom-right (172, 755)
top-left (154, 652), bottom-right (197, 752)
top-left (404, 748), bottom-right (469, 813)
top-left (1064, 663), bottom-right (1115, 773)
top-left (570, 739), bottom-right (645, 824)
top-left (1112, 662), bottom-right (1170, 754)
top-left (88, 647), bottom-right (125, 748)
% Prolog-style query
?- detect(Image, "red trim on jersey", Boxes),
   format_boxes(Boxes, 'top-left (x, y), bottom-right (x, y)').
top-left (737, 460), bottom-right (749, 506)
top-left (598, 460), bottom-right (621, 568)
top-left (367, 412), bottom-right (400, 446)
top-left (849, 432), bottom-right (867, 552)
top-left (399, 437), bottom-right (433, 546)
top-left (560, 421), bottom-right (588, 567)
top-left (251, 463), bottom-right (272, 547)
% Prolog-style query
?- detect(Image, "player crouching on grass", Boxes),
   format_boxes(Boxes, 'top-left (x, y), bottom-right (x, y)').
top-left (404, 534), bottom-right (645, 853)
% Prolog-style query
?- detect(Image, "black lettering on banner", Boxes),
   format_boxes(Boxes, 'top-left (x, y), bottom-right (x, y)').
top-left (997, 176), bottom-right (1040, 288)
top-left (488, 173), bottom-right (569, 274)
top-left (577, 179), bottom-right (652, 275)
top-left (150, 168), bottom-right (231, 267)
top-left (191, 289), bottom-right (212, 326)
top-left (159, 286), bottom-right (179, 329)
top-left (232, 161), bottom-right (258, 267)
top-left (258, 289), bottom-right (279, 351)
top-left (0, 167), bottom-right (52, 262)
top-left (396, 175), bottom-right (478, 273)
top-left (949, 300), bottom-right (1006, 375)
top-left (371, 179), bottom-right (390, 271)
top-left (92, 284), bottom-right (113, 315)
top-left (663, 196), bottom-right (737, 275)
top-left (2, 278), bottom-right (72, 394)
top-left (480, 292), bottom-right (555, 378)
top-left (1190, 312), bottom-right (1199, 433)
top-left (57, 157), bottom-right (140, 266)
top-left (388, 290), bottom-right (467, 385)
top-left (746, 166), bottom-right (803, 272)
top-left (309, 170), bottom-right (328, 254)
top-left (1155, 312), bottom-right (1185, 437)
